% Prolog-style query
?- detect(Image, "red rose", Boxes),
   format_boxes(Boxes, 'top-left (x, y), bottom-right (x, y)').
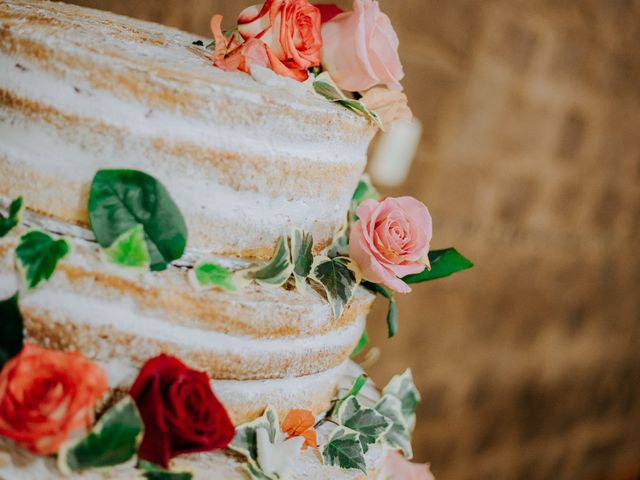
top-left (315, 3), bottom-right (344, 23)
top-left (130, 354), bottom-right (235, 468)
top-left (0, 344), bottom-right (108, 455)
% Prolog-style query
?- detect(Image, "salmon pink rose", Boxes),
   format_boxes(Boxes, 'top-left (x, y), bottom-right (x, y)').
top-left (321, 0), bottom-right (404, 92)
top-left (349, 196), bottom-right (432, 293)
top-left (235, 0), bottom-right (322, 81)
top-left (0, 344), bottom-right (108, 455)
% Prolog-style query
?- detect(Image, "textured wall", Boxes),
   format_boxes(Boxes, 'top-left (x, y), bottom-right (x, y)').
top-left (66, 1), bottom-right (640, 479)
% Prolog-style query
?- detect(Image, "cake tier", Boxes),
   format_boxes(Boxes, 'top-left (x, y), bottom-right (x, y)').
top-left (0, 228), bottom-right (375, 425)
top-left (0, 0), bottom-right (376, 260)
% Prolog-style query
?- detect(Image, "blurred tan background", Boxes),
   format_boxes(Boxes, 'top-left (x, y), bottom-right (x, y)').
top-left (66, 1), bottom-right (640, 479)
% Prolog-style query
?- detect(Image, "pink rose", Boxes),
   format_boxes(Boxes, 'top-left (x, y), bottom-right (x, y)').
top-left (359, 86), bottom-right (412, 130)
top-left (381, 450), bottom-right (436, 480)
top-left (236, 0), bottom-right (322, 81)
top-left (321, 0), bottom-right (404, 92)
top-left (349, 197), bottom-right (432, 293)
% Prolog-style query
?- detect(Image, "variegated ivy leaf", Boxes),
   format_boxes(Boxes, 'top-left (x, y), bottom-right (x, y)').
top-left (321, 426), bottom-right (367, 473)
top-left (313, 73), bottom-right (382, 128)
top-left (374, 394), bottom-right (413, 459)
top-left (15, 230), bottom-right (71, 289)
top-left (336, 361), bottom-right (380, 409)
top-left (243, 237), bottom-right (293, 288)
top-left (189, 260), bottom-right (236, 292)
top-left (230, 406), bottom-right (279, 462)
top-left (103, 224), bottom-right (150, 268)
top-left (242, 460), bottom-right (278, 480)
top-left (58, 396), bottom-right (144, 474)
top-left (0, 196), bottom-right (23, 238)
top-left (337, 396), bottom-right (392, 454)
top-left (290, 228), bottom-right (314, 293)
top-left (383, 369), bottom-right (421, 429)
top-left (309, 256), bottom-right (358, 320)
top-left (138, 460), bottom-right (192, 480)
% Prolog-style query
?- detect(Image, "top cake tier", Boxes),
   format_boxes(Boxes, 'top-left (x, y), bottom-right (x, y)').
top-left (0, 0), bottom-right (377, 259)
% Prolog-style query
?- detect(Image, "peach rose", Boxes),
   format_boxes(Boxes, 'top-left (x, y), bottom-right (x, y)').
top-left (381, 450), bottom-right (436, 480)
top-left (349, 197), bottom-right (432, 293)
top-left (321, 0), bottom-right (404, 92)
top-left (0, 344), bottom-right (108, 455)
top-left (360, 86), bottom-right (412, 130)
top-left (235, 0), bottom-right (322, 81)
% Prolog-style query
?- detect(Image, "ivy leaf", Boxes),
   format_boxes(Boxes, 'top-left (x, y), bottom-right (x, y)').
top-left (15, 230), bottom-right (70, 289)
top-left (190, 260), bottom-right (236, 292)
top-left (375, 395), bottom-right (412, 459)
top-left (337, 396), bottom-right (392, 453)
top-left (333, 373), bottom-right (368, 417)
top-left (403, 248), bottom-right (473, 284)
top-left (243, 237), bottom-right (293, 288)
top-left (0, 196), bottom-right (23, 238)
top-left (138, 461), bottom-right (192, 480)
top-left (383, 369), bottom-right (421, 429)
top-left (309, 256), bottom-right (358, 320)
top-left (351, 332), bottom-right (368, 357)
top-left (290, 228), bottom-right (314, 292)
top-left (362, 282), bottom-right (398, 338)
top-left (313, 74), bottom-right (382, 128)
top-left (103, 224), bottom-right (150, 268)
top-left (88, 169), bottom-right (188, 272)
top-left (230, 406), bottom-right (279, 462)
top-left (58, 396), bottom-right (144, 474)
top-left (0, 294), bottom-right (24, 369)
top-left (351, 176), bottom-right (380, 209)
top-left (321, 426), bottom-right (367, 473)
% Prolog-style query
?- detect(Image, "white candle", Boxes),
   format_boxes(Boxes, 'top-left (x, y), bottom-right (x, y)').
top-left (369, 118), bottom-right (423, 187)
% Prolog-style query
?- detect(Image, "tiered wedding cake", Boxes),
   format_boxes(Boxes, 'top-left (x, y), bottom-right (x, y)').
top-left (0, 1), bottom-right (471, 479)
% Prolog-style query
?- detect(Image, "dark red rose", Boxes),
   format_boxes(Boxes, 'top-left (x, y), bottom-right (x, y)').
top-left (315, 3), bottom-right (344, 23)
top-left (130, 354), bottom-right (235, 468)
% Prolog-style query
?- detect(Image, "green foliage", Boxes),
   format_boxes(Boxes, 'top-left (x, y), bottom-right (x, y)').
top-left (15, 230), bottom-right (70, 289)
top-left (383, 369), bottom-right (421, 429)
top-left (362, 281), bottom-right (398, 338)
top-left (313, 76), bottom-right (382, 128)
top-left (230, 406), bottom-right (279, 463)
top-left (0, 293), bottom-right (23, 369)
top-left (403, 248), bottom-right (473, 284)
top-left (103, 224), bottom-right (150, 268)
top-left (242, 461), bottom-right (278, 480)
top-left (58, 396), bottom-right (144, 474)
top-left (138, 461), bottom-right (193, 480)
top-left (0, 196), bottom-right (23, 238)
top-left (290, 228), bottom-right (314, 291)
top-left (337, 396), bottom-right (391, 453)
top-left (374, 395), bottom-right (412, 459)
top-left (244, 237), bottom-right (293, 288)
top-left (310, 256), bottom-right (358, 320)
top-left (351, 332), bottom-right (368, 357)
top-left (88, 169), bottom-right (187, 271)
top-left (190, 260), bottom-right (236, 292)
top-left (321, 426), bottom-right (367, 473)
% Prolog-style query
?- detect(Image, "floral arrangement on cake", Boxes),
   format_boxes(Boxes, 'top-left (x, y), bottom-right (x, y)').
top-left (0, 1), bottom-right (471, 478)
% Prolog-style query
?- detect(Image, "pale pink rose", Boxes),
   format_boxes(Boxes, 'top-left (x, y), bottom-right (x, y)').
top-left (349, 197), bottom-right (432, 293)
top-left (236, 0), bottom-right (322, 81)
top-left (360, 86), bottom-right (412, 130)
top-left (381, 450), bottom-right (436, 480)
top-left (321, 0), bottom-right (404, 92)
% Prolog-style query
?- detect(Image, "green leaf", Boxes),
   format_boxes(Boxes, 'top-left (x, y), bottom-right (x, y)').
top-left (403, 248), bottom-right (473, 284)
top-left (290, 228), bottom-right (314, 291)
top-left (375, 395), bottom-right (412, 459)
top-left (0, 196), bottom-right (23, 237)
top-left (15, 230), bottom-right (70, 289)
top-left (383, 369), bottom-right (421, 428)
top-left (88, 169), bottom-right (188, 272)
top-left (58, 396), bottom-right (144, 474)
top-left (309, 256), bottom-right (358, 320)
top-left (321, 426), bottom-right (367, 473)
top-left (190, 260), bottom-right (236, 292)
top-left (350, 332), bottom-right (368, 357)
top-left (0, 293), bottom-right (24, 369)
top-left (191, 40), bottom-right (204, 46)
top-left (334, 373), bottom-right (368, 417)
top-left (139, 461), bottom-right (192, 480)
top-left (362, 282), bottom-right (398, 338)
top-left (313, 75), bottom-right (382, 128)
top-left (244, 237), bottom-right (293, 288)
top-left (103, 224), bottom-right (150, 268)
top-left (337, 396), bottom-right (392, 453)
top-left (230, 406), bottom-right (279, 462)
top-left (242, 460), bottom-right (278, 480)
top-left (351, 176), bottom-right (380, 208)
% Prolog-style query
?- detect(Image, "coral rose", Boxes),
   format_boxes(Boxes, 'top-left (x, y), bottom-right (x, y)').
top-left (321, 0), bottom-right (404, 92)
top-left (349, 197), bottom-right (432, 293)
top-left (0, 344), bottom-right (108, 455)
top-left (130, 354), bottom-right (235, 468)
top-left (235, 0), bottom-right (322, 81)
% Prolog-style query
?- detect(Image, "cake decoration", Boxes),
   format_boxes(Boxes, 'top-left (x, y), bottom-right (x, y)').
top-left (0, 196), bottom-right (22, 238)
top-left (103, 223), bottom-right (152, 269)
top-left (0, 294), bottom-right (22, 368)
top-left (15, 229), bottom-right (71, 289)
top-left (281, 409), bottom-right (317, 449)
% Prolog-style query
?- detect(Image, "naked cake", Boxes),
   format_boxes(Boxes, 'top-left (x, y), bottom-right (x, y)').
top-left (0, 1), bottom-right (472, 479)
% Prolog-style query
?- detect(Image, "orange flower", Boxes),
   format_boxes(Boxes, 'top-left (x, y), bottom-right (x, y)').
top-left (0, 344), bottom-right (108, 455)
top-left (281, 409), bottom-right (317, 449)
